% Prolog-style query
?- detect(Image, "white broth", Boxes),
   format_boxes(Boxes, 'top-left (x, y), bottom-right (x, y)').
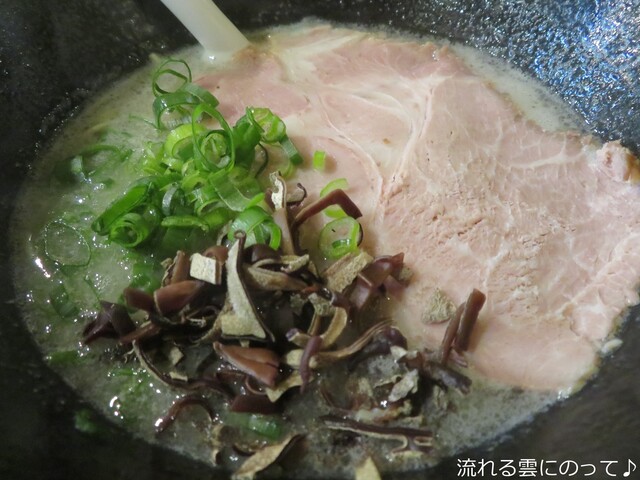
top-left (12, 22), bottom-right (607, 478)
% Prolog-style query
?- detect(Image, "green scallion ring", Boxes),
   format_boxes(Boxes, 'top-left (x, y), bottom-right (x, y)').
top-left (318, 216), bottom-right (362, 259)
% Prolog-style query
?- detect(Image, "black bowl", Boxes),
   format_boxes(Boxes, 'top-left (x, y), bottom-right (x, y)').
top-left (1, 1), bottom-right (639, 479)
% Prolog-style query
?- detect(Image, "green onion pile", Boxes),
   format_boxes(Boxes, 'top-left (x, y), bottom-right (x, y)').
top-left (90, 59), bottom-right (303, 254)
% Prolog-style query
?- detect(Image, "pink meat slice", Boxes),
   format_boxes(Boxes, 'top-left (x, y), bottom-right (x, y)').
top-left (197, 26), bottom-right (640, 392)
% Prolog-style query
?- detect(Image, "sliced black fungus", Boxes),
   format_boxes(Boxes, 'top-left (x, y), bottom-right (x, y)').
top-left (441, 288), bottom-right (486, 365)
top-left (287, 183), bottom-right (307, 206)
top-left (155, 394), bottom-right (216, 434)
top-left (154, 280), bottom-right (204, 316)
top-left (214, 342), bottom-right (280, 388)
top-left (321, 415), bottom-right (433, 455)
top-left (203, 245), bottom-right (229, 263)
top-left (301, 284), bottom-right (351, 311)
top-left (272, 207), bottom-right (296, 255)
top-left (123, 287), bottom-right (155, 312)
top-left (348, 326), bottom-right (408, 369)
top-left (454, 289), bottom-right (486, 352)
top-left (403, 352), bottom-right (472, 394)
top-left (440, 304), bottom-right (463, 365)
top-left (166, 250), bottom-right (191, 285)
top-left (292, 189), bottom-right (362, 229)
top-left (78, 176), bottom-right (481, 474)
top-left (247, 243), bottom-right (280, 264)
top-left (119, 321), bottom-right (162, 344)
top-left (83, 301), bottom-right (135, 344)
top-left (299, 335), bottom-right (322, 392)
top-left (350, 253), bottom-right (404, 311)
top-left (134, 342), bottom-right (232, 398)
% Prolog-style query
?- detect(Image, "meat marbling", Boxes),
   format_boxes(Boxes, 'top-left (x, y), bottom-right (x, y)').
top-left (198, 25), bottom-right (640, 392)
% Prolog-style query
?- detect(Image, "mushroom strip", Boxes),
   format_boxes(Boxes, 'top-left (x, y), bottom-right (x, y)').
top-left (223, 232), bottom-right (273, 341)
top-left (287, 306), bottom-right (348, 348)
top-left (350, 254), bottom-right (405, 311)
top-left (83, 301), bottom-right (135, 344)
top-left (321, 415), bottom-right (433, 455)
top-left (285, 321), bottom-right (393, 369)
top-left (123, 287), bottom-right (155, 312)
top-left (132, 341), bottom-right (231, 397)
top-left (118, 321), bottom-right (162, 344)
top-left (244, 265), bottom-right (308, 292)
top-left (154, 280), bottom-right (203, 316)
top-left (155, 394), bottom-right (216, 434)
top-left (348, 326), bottom-right (407, 369)
top-left (77, 159), bottom-right (459, 474)
top-left (441, 288), bottom-right (486, 364)
top-left (311, 321), bottom-right (392, 367)
top-left (164, 250), bottom-right (191, 285)
top-left (299, 335), bottom-right (322, 392)
top-left (402, 352), bottom-right (472, 394)
top-left (270, 172), bottom-right (296, 255)
top-left (286, 183), bottom-right (307, 206)
top-left (292, 189), bottom-right (362, 229)
top-left (454, 289), bottom-right (486, 351)
top-left (214, 342), bottom-right (280, 388)
top-left (440, 304), bottom-right (463, 365)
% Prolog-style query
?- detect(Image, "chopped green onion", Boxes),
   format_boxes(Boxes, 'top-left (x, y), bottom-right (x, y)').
top-left (320, 178), bottom-right (349, 218)
top-left (212, 167), bottom-right (264, 212)
top-left (280, 135), bottom-right (303, 165)
top-left (74, 409), bottom-right (100, 435)
top-left (318, 216), bottom-right (361, 260)
top-left (201, 207), bottom-right (232, 231)
top-left (181, 171), bottom-right (209, 192)
top-left (233, 115), bottom-right (262, 163)
top-left (246, 107), bottom-right (287, 143)
top-left (161, 215), bottom-right (209, 231)
top-left (191, 103), bottom-right (235, 171)
top-left (47, 349), bottom-right (83, 367)
top-left (140, 141), bottom-right (166, 175)
top-left (186, 184), bottom-right (220, 215)
top-left (152, 91), bottom-right (199, 130)
top-left (228, 206), bottom-right (281, 250)
top-left (261, 220), bottom-right (282, 251)
top-left (313, 150), bottom-right (327, 171)
top-left (54, 145), bottom-right (131, 184)
top-left (250, 144), bottom-right (269, 177)
top-left (194, 129), bottom-right (231, 171)
top-left (164, 123), bottom-right (201, 161)
top-left (157, 227), bottom-right (195, 257)
top-left (108, 206), bottom-right (160, 248)
top-left (278, 135), bottom-right (304, 178)
top-left (109, 366), bottom-right (140, 377)
top-left (91, 181), bottom-right (154, 235)
top-left (49, 282), bottom-right (80, 319)
top-left (44, 221), bottom-right (91, 267)
top-left (80, 144), bottom-right (132, 173)
top-left (224, 412), bottom-right (284, 440)
top-left (180, 82), bottom-right (220, 110)
top-left (161, 184), bottom-right (188, 216)
top-left (227, 206), bottom-right (271, 238)
top-left (92, 59), bottom-right (308, 255)
top-left (151, 59), bottom-right (192, 96)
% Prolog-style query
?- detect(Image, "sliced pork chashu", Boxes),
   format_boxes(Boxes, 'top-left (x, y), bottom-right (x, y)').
top-left (198, 26), bottom-right (640, 391)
